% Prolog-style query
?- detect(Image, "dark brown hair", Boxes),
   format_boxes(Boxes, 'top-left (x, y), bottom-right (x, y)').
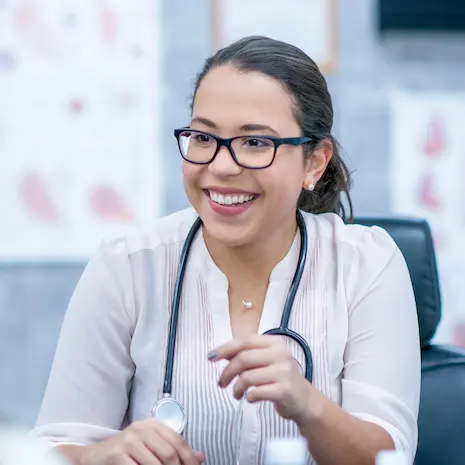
top-left (191, 36), bottom-right (353, 221)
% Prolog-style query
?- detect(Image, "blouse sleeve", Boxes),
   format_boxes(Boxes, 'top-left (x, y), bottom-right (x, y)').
top-left (30, 238), bottom-right (136, 448)
top-left (341, 227), bottom-right (421, 463)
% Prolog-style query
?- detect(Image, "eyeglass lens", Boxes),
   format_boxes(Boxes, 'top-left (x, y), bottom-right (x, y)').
top-left (178, 130), bottom-right (275, 168)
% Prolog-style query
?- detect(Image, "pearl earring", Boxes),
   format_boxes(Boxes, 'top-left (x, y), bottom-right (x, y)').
top-left (306, 183), bottom-right (315, 192)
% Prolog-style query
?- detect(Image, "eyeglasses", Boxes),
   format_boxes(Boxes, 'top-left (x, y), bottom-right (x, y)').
top-left (174, 128), bottom-right (314, 169)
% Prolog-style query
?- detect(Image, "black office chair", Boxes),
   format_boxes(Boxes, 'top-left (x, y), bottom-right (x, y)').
top-left (355, 216), bottom-right (465, 465)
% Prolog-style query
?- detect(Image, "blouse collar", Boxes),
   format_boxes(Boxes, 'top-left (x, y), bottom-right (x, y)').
top-left (192, 217), bottom-right (305, 290)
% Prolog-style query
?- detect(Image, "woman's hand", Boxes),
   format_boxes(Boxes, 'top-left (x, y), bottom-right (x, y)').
top-left (77, 418), bottom-right (204, 465)
top-left (209, 335), bottom-right (318, 426)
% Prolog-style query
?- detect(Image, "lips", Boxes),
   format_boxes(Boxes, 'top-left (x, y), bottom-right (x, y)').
top-left (203, 187), bottom-right (259, 217)
top-left (207, 190), bottom-right (256, 206)
top-left (204, 185), bottom-right (259, 206)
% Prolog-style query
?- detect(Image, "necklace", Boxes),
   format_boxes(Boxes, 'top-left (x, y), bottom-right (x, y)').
top-left (242, 300), bottom-right (253, 309)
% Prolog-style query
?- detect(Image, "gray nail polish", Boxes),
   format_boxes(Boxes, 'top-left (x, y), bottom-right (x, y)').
top-left (207, 351), bottom-right (218, 361)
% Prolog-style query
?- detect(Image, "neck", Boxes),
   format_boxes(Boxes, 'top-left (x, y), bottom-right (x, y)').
top-left (203, 213), bottom-right (298, 288)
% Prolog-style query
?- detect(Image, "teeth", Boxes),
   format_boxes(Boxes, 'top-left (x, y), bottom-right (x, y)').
top-left (209, 191), bottom-right (255, 206)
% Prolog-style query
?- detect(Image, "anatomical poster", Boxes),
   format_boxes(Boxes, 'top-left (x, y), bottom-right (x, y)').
top-left (389, 89), bottom-right (465, 346)
top-left (0, 0), bottom-right (163, 261)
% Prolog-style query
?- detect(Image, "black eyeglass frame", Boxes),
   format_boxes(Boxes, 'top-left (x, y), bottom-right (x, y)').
top-left (174, 128), bottom-right (315, 169)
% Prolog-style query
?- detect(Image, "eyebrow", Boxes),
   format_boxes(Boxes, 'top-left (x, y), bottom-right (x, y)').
top-left (190, 117), bottom-right (280, 136)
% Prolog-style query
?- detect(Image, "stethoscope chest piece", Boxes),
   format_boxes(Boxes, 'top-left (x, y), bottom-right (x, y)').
top-left (151, 395), bottom-right (186, 434)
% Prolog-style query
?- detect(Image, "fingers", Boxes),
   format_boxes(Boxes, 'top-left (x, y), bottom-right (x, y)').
top-left (109, 456), bottom-right (139, 465)
top-left (209, 335), bottom-right (277, 362)
top-left (245, 383), bottom-right (287, 404)
top-left (153, 421), bottom-right (204, 465)
top-left (194, 451), bottom-right (206, 462)
top-left (134, 429), bottom-right (176, 465)
top-left (129, 419), bottom-right (204, 465)
top-left (218, 348), bottom-right (276, 388)
top-left (231, 364), bottom-right (280, 399)
top-left (127, 436), bottom-right (163, 465)
top-left (211, 336), bottom-right (300, 407)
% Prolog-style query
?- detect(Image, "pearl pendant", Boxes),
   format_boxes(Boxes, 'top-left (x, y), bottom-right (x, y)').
top-left (242, 300), bottom-right (253, 309)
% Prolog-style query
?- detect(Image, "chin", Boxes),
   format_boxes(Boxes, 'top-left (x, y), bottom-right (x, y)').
top-left (193, 193), bottom-right (260, 247)
top-left (203, 221), bottom-right (255, 248)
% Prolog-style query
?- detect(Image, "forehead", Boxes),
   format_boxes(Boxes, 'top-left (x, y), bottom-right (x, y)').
top-left (192, 65), bottom-right (297, 132)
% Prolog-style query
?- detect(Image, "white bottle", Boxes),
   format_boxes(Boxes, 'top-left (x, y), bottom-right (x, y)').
top-left (375, 450), bottom-right (410, 465)
top-left (264, 437), bottom-right (309, 465)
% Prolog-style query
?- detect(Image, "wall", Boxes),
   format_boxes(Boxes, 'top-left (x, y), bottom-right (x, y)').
top-left (1, 0), bottom-right (465, 427)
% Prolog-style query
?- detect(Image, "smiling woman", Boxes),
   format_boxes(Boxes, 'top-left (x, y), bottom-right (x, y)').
top-left (30, 36), bottom-right (420, 465)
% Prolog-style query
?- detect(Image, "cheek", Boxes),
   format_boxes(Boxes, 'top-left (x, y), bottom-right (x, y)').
top-left (264, 174), bottom-right (301, 209)
top-left (182, 162), bottom-right (203, 199)
top-left (262, 156), bottom-right (305, 206)
top-left (182, 161), bottom-right (201, 185)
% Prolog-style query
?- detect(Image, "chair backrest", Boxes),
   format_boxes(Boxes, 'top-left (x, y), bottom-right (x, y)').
top-left (353, 216), bottom-right (465, 465)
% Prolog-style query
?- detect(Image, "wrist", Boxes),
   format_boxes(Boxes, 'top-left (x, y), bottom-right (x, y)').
top-left (295, 381), bottom-right (326, 429)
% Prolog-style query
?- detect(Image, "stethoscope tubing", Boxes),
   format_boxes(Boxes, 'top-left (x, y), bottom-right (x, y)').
top-left (163, 216), bottom-right (202, 395)
top-left (263, 327), bottom-right (313, 383)
top-left (262, 211), bottom-right (313, 382)
top-left (162, 210), bottom-right (312, 396)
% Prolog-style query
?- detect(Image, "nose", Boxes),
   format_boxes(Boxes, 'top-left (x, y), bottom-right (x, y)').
top-left (208, 145), bottom-right (242, 176)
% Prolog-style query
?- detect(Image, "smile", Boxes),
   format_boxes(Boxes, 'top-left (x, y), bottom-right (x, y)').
top-left (207, 190), bottom-right (257, 206)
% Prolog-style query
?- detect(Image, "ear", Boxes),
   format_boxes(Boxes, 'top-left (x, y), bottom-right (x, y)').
top-left (303, 138), bottom-right (333, 189)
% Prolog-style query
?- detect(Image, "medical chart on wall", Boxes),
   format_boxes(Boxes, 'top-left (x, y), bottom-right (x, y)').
top-left (211, 0), bottom-right (338, 73)
top-left (389, 89), bottom-right (465, 346)
top-left (0, 0), bottom-right (163, 261)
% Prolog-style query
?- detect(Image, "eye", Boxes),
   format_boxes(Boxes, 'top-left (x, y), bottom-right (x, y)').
top-left (242, 137), bottom-right (274, 150)
top-left (193, 133), bottom-right (214, 144)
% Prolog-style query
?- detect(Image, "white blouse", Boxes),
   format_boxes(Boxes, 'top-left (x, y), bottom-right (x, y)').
top-left (31, 208), bottom-right (421, 464)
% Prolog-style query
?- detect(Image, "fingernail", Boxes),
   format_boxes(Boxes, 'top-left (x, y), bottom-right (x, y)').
top-left (207, 351), bottom-right (218, 361)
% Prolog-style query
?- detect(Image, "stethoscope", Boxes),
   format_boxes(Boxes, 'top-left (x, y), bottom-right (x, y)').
top-left (150, 210), bottom-right (313, 435)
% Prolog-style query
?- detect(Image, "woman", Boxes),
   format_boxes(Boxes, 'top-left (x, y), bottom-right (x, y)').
top-left (32, 36), bottom-right (421, 465)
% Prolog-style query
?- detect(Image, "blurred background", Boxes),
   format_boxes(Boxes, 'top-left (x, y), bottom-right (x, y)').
top-left (1, 0), bottom-right (465, 428)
